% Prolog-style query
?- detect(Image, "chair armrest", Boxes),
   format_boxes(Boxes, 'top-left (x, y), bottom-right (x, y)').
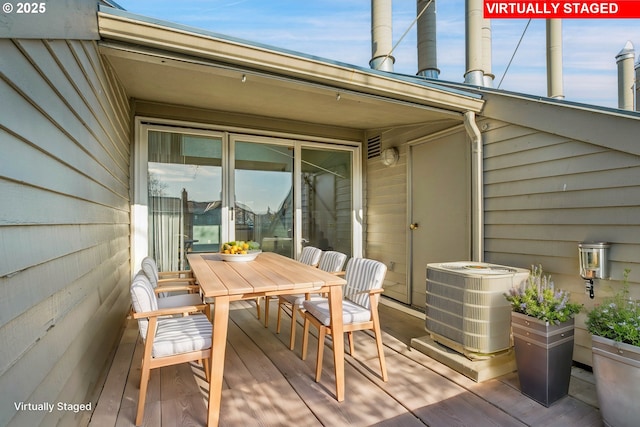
top-left (153, 284), bottom-right (200, 294)
top-left (157, 277), bottom-right (196, 285)
top-left (332, 271), bottom-right (346, 277)
top-left (159, 269), bottom-right (193, 278)
top-left (132, 304), bottom-right (207, 319)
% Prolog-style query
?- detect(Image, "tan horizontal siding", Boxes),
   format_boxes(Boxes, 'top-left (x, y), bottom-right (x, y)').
top-left (482, 118), bottom-right (640, 367)
top-left (365, 143), bottom-right (407, 298)
top-left (0, 38), bottom-right (131, 427)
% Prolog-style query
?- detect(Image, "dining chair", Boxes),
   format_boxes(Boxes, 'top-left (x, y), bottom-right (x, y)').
top-left (301, 257), bottom-right (388, 382)
top-left (276, 251), bottom-right (348, 350)
top-left (263, 246), bottom-right (324, 327)
top-left (298, 245), bottom-right (323, 267)
top-left (140, 257), bottom-right (203, 308)
top-left (129, 273), bottom-right (212, 426)
top-left (141, 256), bottom-right (197, 289)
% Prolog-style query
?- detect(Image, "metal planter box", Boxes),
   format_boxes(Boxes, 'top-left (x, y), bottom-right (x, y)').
top-left (511, 312), bottom-right (574, 407)
top-left (592, 334), bottom-right (640, 427)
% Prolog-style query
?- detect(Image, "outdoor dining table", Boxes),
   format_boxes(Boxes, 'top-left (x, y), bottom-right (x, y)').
top-left (187, 251), bottom-right (348, 427)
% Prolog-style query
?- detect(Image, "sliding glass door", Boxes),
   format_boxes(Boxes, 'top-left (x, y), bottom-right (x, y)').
top-left (232, 139), bottom-right (294, 258)
top-left (147, 129), bottom-right (223, 271)
top-left (300, 147), bottom-right (352, 256)
top-left (139, 123), bottom-right (359, 272)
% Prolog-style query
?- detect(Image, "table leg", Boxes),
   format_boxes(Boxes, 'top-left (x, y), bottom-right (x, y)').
top-left (328, 286), bottom-right (345, 401)
top-left (208, 296), bottom-right (230, 427)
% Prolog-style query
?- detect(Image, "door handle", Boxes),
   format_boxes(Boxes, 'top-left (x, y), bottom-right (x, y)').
top-left (409, 223), bottom-right (419, 230)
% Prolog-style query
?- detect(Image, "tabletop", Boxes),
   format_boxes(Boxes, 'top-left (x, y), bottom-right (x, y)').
top-left (188, 251), bottom-right (346, 299)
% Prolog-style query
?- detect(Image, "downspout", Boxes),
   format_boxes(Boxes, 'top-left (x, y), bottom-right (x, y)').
top-left (464, 111), bottom-right (483, 262)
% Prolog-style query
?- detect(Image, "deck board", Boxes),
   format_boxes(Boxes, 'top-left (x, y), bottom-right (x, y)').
top-left (90, 301), bottom-right (602, 427)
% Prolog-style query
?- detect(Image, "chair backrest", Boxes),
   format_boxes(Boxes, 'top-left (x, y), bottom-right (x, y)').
top-left (318, 251), bottom-right (347, 273)
top-left (343, 258), bottom-right (387, 309)
top-left (140, 256), bottom-right (160, 287)
top-left (299, 246), bottom-right (322, 266)
top-left (130, 272), bottom-right (158, 339)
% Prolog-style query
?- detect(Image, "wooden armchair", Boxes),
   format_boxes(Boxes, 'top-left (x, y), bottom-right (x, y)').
top-left (263, 246), bottom-right (323, 327)
top-left (301, 257), bottom-right (388, 382)
top-left (130, 273), bottom-right (212, 426)
top-left (276, 251), bottom-right (348, 350)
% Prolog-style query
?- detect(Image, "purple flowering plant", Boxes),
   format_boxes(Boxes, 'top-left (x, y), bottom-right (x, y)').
top-left (586, 268), bottom-right (640, 347)
top-left (505, 264), bottom-right (582, 324)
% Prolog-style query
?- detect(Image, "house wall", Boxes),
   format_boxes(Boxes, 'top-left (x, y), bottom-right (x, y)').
top-left (365, 134), bottom-right (409, 303)
top-left (480, 117), bottom-right (640, 366)
top-left (364, 121), bottom-right (464, 305)
top-left (0, 39), bottom-right (131, 426)
top-left (365, 109), bottom-right (640, 368)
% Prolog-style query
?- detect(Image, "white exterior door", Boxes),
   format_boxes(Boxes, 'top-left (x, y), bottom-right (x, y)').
top-left (409, 131), bottom-right (471, 309)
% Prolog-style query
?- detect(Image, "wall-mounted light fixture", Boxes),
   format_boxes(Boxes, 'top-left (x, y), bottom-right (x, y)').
top-left (381, 147), bottom-right (399, 166)
top-left (578, 242), bottom-right (610, 299)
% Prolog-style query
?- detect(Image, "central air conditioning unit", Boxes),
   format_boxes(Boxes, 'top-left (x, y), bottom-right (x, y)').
top-left (425, 261), bottom-right (529, 357)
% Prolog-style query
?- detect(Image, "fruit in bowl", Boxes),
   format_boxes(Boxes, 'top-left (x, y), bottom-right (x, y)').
top-left (221, 241), bottom-right (260, 255)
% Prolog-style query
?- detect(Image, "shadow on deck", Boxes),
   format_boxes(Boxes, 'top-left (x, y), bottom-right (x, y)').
top-left (88, 299), bottom-right (602, 426)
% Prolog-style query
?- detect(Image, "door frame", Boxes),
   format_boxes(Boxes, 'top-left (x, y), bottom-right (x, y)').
top-left (132, 117), bottom-right (363, 273)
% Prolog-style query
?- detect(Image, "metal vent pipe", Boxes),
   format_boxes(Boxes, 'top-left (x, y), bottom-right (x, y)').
top-left (546, 19), bottom-right (564, 99)
top-left (464, 0), bottom-right (484, 85)
top-left (370, 0), bottom-right (395, 72)
top-left (635, 55), bottom-right (640, 111)
top-left (616, 41), bottom-right (635, 110)
top-left (417, 0), bottom-right (439, 78)
top-left (482, 16), bottom-right (494, 87)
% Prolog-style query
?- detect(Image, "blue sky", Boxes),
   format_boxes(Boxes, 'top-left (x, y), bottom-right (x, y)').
top-left (115, 1), bottom-right (639, 109)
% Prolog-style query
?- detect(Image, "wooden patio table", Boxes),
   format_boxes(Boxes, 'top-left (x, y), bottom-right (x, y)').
top-left (187, 251), bottom-right (348, 427)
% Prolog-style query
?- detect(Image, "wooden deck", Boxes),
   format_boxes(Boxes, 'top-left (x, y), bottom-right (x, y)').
top-left (89, 300), bottom-right (602, 427)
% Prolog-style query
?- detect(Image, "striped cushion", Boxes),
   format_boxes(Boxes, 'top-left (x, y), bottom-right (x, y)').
top-left (343, 258), bottom-right (387, 309)
top-left (130, 273), bottom-right (159, 339)
top-left (152, 314), bottom-right (212, 358)
top-left (140, 257), bottom-right (160, 287)
top-left (282, 293), bottom-right (325, 308)
top-left (318, 251), bottom-right (347, 273)
top-left (299, 246), bottom-right (322, 266)
top-left (302, 298), bottom-right (371, 326)
top-left (303, 257), bottom-right (387, 326)
top-left (157, 293), bottom-right (203, 309)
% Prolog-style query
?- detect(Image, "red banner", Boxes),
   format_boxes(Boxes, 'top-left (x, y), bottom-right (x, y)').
top-left (484, 1), bottom-right (640, 18)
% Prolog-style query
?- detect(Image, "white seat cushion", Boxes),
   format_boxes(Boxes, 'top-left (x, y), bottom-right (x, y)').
top-left (282, 293), bottom-right (325, 308)
top-left (157, 293), bottom-right (203, 309)
top-left (152, 313), bottom-right (212, 358)
top-left (303, 298), bottom-right (371, 326)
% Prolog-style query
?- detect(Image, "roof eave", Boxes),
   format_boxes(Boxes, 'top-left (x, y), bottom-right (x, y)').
top-left (97, 7), bottom-right (484, 115)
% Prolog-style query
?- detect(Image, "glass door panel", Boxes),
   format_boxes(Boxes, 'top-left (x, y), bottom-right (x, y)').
top-left (233, 140), bottom-right (294, 257)
top-left (301, 148), bottom-right (352, 257)
top-left (147, 130), bottom-right (223, 270)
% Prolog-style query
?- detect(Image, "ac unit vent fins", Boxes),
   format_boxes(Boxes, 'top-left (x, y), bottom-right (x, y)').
top-left (367, 135), bottom-right (381, 159)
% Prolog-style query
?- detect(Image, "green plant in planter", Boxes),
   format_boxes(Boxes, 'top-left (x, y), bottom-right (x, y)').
top-left (505, 264), bottom-right (583, 324)
top-left (586, 268), bottom-right (639, 346)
